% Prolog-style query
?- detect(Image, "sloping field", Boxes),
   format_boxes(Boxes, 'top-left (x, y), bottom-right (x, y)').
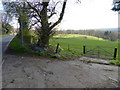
top-left (50, 34), bottom-right (118, 59)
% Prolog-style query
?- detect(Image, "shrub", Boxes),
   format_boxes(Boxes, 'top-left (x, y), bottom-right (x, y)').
top-left (9, 35), bottom-right (33, 54)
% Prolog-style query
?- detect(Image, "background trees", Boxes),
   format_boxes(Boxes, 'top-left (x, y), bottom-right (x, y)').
top-left (3, 0), bottom-right (68, 48)
top-left (112, 0), bottom-right (120, 11)
top-left (56, 29), bottom-right (119, 41)
top-left (3, 2), bottom-right (35, 45)
top-left (1, 13), bottom-right (14, 34)
top-left (27, 0), bottom-right (67, 48)
top-left (3, 0), bottom-right (118, 49)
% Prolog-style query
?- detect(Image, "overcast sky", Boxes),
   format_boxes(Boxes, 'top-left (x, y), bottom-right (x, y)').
top-left (58, 0), bottom-right (118, 30)
top-left (0, 0), bottom-right (118, 30)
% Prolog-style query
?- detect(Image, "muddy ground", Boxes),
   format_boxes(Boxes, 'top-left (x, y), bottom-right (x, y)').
top-left (2, 54), bottom-right (119, 88)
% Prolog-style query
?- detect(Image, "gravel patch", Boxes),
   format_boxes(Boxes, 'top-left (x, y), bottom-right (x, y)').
top-left (2, 54), bottom-right (119, 88)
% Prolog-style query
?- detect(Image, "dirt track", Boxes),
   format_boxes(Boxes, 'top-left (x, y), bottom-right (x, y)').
top-left (2, 54), bottom-right (119, 88)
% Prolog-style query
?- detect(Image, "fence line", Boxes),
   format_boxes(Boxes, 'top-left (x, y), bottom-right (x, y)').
top-left (54, 43), bottom-right (118, 60)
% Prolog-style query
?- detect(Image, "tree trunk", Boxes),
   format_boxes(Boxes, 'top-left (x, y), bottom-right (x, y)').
top-left (18, 17), bottom-right (22, 38)
top-left (29, 0), bottom-right (67, 48)
top-left (37, 2), bottom-right (50, 48)
top-left (37, 32), bottom-right (50, 48)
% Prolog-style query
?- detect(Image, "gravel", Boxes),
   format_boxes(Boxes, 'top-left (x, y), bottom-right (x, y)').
top-left (2, 54), bottom-right (119, 88)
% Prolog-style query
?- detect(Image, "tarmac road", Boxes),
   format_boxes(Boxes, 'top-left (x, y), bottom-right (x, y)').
top-left (0, 35), bottom-right (15, 65)
top-left (1, 35), bottom-right (15, 54)
top-left (0, 35), bottom-right (15, 89)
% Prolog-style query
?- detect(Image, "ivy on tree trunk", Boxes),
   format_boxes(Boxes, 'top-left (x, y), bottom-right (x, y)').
top-left (27, 0), bottom-right (67, 48)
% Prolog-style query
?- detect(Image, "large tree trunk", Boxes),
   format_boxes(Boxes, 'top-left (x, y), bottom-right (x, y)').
top-left (28, 0), bottom-right (67, 48)
top-left (37, 2), bottom-right (50, 48)
top-left (37, 32), bottom-right (50, 48)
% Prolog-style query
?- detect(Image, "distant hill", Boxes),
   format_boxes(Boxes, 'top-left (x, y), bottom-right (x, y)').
top-left (93, 28), bottom-right (119, 32)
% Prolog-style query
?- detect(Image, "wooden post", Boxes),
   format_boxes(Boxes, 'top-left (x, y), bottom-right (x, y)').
top-left (83, 45), bottom-right (86, 54)
top-left (113, 48), bottom-right (117, 59)
top-left (97, 46), bottom-right (100, 58)
top-left (20, 21), bottom-right (24, 46)
top-left (68, 44), bottom-right (70, 51)
top-left (55, 43), bottom-right (59, 53)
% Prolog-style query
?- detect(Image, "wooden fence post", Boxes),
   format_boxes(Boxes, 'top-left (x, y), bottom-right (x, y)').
top-left (97, 46), bottom-right (100, 58)
top-left (83, 45), bottom-right (86, 54)
top-left (21, 21), bottom-right (24, 46)
top-left (68, 44), bottom-right (70, 51)
top-left (55, 43), bottom-right (59, 53)
top-left (113, 47), bottom-right (117, 59)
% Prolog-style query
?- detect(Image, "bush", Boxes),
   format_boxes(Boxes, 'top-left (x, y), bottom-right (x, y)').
top-left (109, 59), bottom-right (120, 66)
top-left (9, 35), bottom-right (33, 54)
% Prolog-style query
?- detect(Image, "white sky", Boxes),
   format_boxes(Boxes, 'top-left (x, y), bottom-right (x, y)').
top-left (0, 0), bottom-right (118, 30)
top-left (58, 0), bottom-right (118, 30)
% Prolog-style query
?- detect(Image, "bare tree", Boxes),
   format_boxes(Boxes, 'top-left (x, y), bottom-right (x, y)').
top-left (1, 13), bottom-right (13, 34)
top-left (27, 0), bottom-right (67, 48)
top-left (2, 2), bottom-right (31, 45)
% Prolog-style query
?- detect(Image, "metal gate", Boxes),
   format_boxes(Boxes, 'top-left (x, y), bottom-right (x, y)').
top-left (85, 46), bottom-right (115, 60)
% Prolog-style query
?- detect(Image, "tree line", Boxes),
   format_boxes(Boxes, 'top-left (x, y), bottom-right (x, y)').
top-left (1, 14), bottom-right (14, 35)
top-left (2, 0), bottom-right (68, 48)
top-left (56, 29), bottom-right (119, 41)
top-left (1, 0), bottom-right (119, 49)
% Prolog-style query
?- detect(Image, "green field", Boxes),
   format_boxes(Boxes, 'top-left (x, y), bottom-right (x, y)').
top-left (50, 34), bottom-right (118, 59)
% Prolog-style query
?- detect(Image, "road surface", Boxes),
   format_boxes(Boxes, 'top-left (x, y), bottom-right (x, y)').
top-left (0, 34), bottom-right (15, 65)
top-left (2, 55), bottom-right (119, 88)
top-left (0, 35), bottom-right (15, 64)
top-left (0, 35), bottom-right (14, 89)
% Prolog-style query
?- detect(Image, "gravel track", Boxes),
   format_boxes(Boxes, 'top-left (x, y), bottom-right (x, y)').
top-left (2, 54), bottom-right (119, 88)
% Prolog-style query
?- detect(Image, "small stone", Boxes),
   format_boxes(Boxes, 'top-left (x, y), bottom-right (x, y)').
top-left (48, 71), bottom-right (54, 75)
top-left (10, 79), bottom-right (15, 83)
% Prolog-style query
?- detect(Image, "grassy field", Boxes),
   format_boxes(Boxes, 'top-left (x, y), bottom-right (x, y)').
top-left (50, 34), bottom-right (118, 59)
top-left (9, 34), bottom-right (119, 65)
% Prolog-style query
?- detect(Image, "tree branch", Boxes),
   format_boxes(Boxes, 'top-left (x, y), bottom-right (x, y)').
top-left (33, 15), bottom-right (41, 23)
top-left (28, 21), bottom-right (38, 30)
top-left (48, 1), bottom-right (61, 19)
top-left (48, 12), bottom-right (56, 18)
top-left (50, 0), bottom-right (67, 29)
top-left (27, 2), bottom-right (41, 18)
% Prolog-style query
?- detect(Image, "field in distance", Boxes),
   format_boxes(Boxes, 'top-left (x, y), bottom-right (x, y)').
top-left (50, 34), bottom-right (118, 59)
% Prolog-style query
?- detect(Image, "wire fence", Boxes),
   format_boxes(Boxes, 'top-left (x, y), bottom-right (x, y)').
top-left (55, 43), bottom-right (118, 60)
top-left (85, 46), bottom-right (117, 60)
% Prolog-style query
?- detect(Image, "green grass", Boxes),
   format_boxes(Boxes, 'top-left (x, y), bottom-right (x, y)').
top-left (9, 35), bottom-right (69, 59)
top-left (9, 34), bottom-right (119, 65)
top-left (9, 35), bottom-right (33, 54)
top-left (50, 34), bottom-right (118, 59)
top-left (109, 59), bottom-right (120, 66)
top-left (0, 34), bottom-right (11, 37)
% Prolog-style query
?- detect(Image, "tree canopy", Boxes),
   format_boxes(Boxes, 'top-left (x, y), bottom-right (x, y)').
top-left (2, 0), bottom-right (68, 48)
top-left (1, 14), bottom-right (14, 34)
top-left (112, 0), bottom-right (120, 11)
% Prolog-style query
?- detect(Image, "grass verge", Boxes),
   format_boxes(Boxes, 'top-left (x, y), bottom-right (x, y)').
top-left (8, 35), bottom-right (70, 59)
top-left (0, 34), bottom-right (11, 37)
